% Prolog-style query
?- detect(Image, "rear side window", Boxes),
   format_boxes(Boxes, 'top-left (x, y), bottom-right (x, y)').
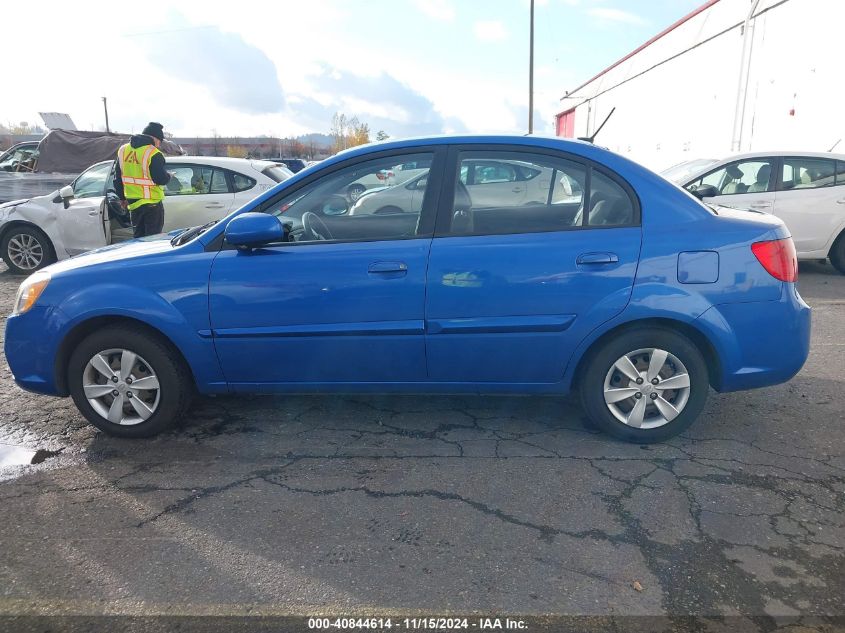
top-left (781, 157), bottom-right (835, 190)
top-left (443, 150), bottom-right (636, 236)
top-left (232, 172), bottom-right (256, 192)
top-left (262, 165), bottom-right (293, 183)
top-left (837, 161), bottom-right (845, 186)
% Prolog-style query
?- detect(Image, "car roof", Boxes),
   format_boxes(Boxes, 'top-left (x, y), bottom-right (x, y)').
top-left (168, 155), bottom-right (278, 169)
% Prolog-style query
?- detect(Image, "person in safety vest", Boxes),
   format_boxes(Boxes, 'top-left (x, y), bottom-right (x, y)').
top-left (113, 122), bottom-right (171, 238)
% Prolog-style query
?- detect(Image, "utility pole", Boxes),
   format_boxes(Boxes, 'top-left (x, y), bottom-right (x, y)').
top-left (102, 97), bottom-right (111, 133)
top-left (528, 0), bottom-right (535, 134)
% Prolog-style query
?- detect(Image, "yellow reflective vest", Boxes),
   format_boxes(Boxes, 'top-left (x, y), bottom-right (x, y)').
top-left (117, 143), bottom-right (165, 211)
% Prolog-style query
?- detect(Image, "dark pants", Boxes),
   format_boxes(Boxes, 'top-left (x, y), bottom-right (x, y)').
top-left (131, 202), bottom-right (165, 238)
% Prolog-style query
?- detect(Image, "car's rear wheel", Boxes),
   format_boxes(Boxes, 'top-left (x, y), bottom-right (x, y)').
top-left (579, 328), bottom-right (709, 443)
top-left (829, 232), bottom-right (845, 274)
top-left (347, 184), bottom-right (366, 202)
top-left (68, 326), bottom-right (193, 438)
top-left (1, 226), bottom-right (56, 275)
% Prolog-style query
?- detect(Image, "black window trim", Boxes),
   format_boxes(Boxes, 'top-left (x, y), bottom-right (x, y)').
top-left (210, 146), bottom-right (448, 252)
top-left (775, 155), bottom-right (838, 192)
top-left (434, 144), bottom-right (641, 238)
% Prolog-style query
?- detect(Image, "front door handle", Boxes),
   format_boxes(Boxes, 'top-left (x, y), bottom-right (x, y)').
top-left (88, 210), bottom-right (99, 216)
top-left (204, 202), bottom-right (226, 208)
top-left (837, 198), bottom-right (845, 205)
top-left (750, 201), bottom-right (772, 209)
top-left (512, 187), bottom-right (523, 193)
top-left (577, 252), bottom-right (619, 265)
top-left (368, 261), bottom-right (408, 274)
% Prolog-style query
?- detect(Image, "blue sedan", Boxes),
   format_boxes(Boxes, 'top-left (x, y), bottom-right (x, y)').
top-left (4, 136), bottom-right (811, 442)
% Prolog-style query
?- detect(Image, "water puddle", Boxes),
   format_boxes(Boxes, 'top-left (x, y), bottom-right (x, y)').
top-left (0, 443), bottom-right (59, 468)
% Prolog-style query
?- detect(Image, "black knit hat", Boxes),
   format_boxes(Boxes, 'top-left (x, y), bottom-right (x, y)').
top-left (142, 122), bottom-right (165, 141)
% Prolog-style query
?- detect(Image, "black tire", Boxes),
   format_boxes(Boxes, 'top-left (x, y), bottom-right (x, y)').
top-left (347, 184), bottom-right (366, 202)
top-left (829, 233), bottom-right (845, 274)
top-left (68, 325), bottom-right (193, 438)
top-left (1, 225), bottom-right (56, 275)
top-left (578, 327), bottom-right (709, 443)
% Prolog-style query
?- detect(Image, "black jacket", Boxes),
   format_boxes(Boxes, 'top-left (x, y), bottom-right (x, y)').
top-left (113, 134), bottom-right (171, 202)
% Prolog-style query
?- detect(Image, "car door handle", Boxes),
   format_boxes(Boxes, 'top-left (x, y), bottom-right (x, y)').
top-left (512, 187), bottom-right (523, 193)
top-left (368, 261), bottom-right (408, 274)
top-left (750, 201), bottom-right (772, 209)
top-left (88, 210), bottom-right (100, 216)
top-left (577, 252), bottom-right (619, 265)
top-left (837, 198), bottom-right (845, 205)
top-left (204, 202), bottom-right (226, 208)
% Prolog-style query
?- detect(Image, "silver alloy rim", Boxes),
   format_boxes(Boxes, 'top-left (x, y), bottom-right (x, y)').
top-left (82, 349), bottom-right (161, 426)
top-left (603, 347), bottom-right (691, 430)
top-left (7, 233), bottom-right (44, 270)
top-left (349, 186), bottom-right (364, 201)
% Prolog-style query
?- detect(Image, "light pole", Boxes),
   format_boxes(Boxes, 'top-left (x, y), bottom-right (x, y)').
top-left (528, 0), bottom-right (535, 134)
top-left (102, 97), bottom-right (110, 133)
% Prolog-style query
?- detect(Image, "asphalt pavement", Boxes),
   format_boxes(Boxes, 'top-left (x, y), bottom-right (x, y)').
top-left (0, 260), bottom-right (843, 631)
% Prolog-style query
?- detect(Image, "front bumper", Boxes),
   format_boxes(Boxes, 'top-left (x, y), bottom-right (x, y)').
top-left (695, 284), bottom-right (811, 392)
top-left (4, 305), bottom-right (64, 396)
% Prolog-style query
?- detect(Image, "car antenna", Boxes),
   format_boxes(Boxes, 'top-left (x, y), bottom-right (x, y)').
top-left (828, 139), bottom-right (841, 152)
top-left (578, 107), bottom-right (615, 144)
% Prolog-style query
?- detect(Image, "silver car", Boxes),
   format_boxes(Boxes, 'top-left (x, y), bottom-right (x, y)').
top-left (349, 159), bottom-right (580, 215)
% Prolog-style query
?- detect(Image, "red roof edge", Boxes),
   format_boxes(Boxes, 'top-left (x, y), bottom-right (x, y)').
top-left (560, 0), bottom-right (723, 102)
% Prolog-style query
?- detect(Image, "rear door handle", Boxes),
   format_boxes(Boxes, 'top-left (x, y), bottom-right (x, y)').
top-left (750, 201), bottom-right (772, 209)
top-left (205, 202), bottom-right (226, 208)
top-left (577, 252), bottom-right (619, 265)
top-left (837, 198), bottom-right (845, 205)
top-left (368, 261), bottom-right (408, 274)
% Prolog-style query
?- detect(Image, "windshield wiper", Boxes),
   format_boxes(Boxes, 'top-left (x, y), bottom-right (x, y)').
top-left (171, 220), bottom-right (218, 246)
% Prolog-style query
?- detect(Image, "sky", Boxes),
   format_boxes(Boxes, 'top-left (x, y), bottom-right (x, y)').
top-left (1, 0), bottom-right (703, 139)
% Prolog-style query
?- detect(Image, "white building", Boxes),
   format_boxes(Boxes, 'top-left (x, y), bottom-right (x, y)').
top-left (555, 0), bottom-right (844, 171)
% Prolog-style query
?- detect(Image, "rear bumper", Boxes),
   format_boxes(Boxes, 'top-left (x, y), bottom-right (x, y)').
top-left (696, 284), bottom-right (811, 392)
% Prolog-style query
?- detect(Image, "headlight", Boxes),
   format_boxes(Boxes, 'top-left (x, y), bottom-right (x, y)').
top-left (11, 271), bottom-right (51, 316)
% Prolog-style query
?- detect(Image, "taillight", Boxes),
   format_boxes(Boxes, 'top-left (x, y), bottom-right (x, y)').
top-left (751, 238), bottom-right (797, 282)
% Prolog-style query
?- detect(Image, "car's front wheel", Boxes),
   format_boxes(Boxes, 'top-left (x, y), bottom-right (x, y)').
top-left (1, 226), bottom-right (56, 275)
top-left (68, 326), bottom-right (193, 437)
top-left (579, 328), bottom-right (709, 443)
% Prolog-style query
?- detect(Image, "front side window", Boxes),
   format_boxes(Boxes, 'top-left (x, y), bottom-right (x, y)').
top-left (259, 152), bottom-right (436, 244)
top-left (691, 159), bottom-right (774, 196)
top-left (443, 151), bottom-right (635, 236)
top-left (781, 157), bottom-right (835, 190)
top-left (72, 162), bottom-right (113, 198)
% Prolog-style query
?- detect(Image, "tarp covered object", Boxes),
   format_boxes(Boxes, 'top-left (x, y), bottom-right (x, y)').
top-left (34, 130), bottom-right (130, 173)
top-left (34, 130), bottom-right (184, 173)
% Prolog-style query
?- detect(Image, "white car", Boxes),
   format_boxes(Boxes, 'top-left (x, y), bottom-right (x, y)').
top-left (673, 151), bottom-right (845, 273)
top-left (0, 156), bottom-right (291, 274)
top-left (345, 158), bottom-right (431, 202)
top-left (349, 158), bottom-right (582, 216)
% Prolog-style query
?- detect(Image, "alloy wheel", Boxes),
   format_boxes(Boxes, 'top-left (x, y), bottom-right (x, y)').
top-left (82, 349), bottom-right (161, 425)
top-left (603, 347), bottom-right (691, 429)
top-left (7, 234), bottom-right (44, 270)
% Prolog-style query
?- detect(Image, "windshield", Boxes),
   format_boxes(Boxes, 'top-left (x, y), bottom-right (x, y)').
top-left (262, 165), bottom-right (294, 182)
top-left (661, 159), bottom-right (719, 184)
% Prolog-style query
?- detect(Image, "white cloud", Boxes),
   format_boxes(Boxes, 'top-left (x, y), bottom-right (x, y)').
top-left (587, 7), bottom-right (647, 25)
top-left (413, 0), bottom-right (455, 21)
top-left (473, 20), bottom-right (509, 42)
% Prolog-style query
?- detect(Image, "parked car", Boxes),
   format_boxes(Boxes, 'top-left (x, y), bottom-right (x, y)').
top-left (0, 142), bottom-right (40, 172)
top-left (671, 151), bottom-right (845, 273)
top-left (660, 158), bottom-right (718, 185)
top-left (345, 158), bottom-right (431, 202)
top-left (350, 159), bottom-right (582, 215)
top-left (0, 156), bottom-right (290, 274)
top-left (4, 135), bottom-right (809, 443)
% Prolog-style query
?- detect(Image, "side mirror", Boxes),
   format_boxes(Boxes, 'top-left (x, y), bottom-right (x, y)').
top-left (225, 213), bottom-right (285, 249)
top-left (59, 185), bottom-right (74, 209)
top-left (689, 184), bottom-right (719, 200)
